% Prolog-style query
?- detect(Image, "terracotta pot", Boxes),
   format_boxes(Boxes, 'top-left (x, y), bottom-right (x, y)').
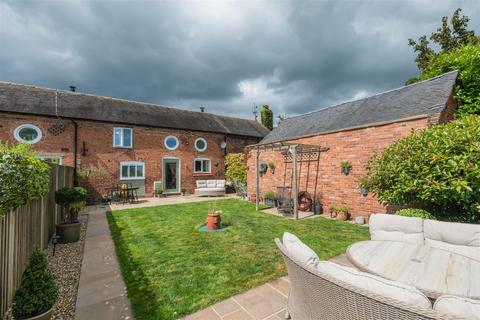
top-left (21, 307), bottom-right (54, 320)
top-left (336, 212), bottom-right (349, 221)
top-left (206, 213), bottom-right (221, 230)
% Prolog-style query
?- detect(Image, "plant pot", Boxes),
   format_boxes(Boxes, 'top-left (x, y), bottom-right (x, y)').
top-left (360, 187), bottom-right (369, 197)
top-left (342, 167), bottom-right (350, 175)
top-left (313, 203), bottom-right (323, 215)
top-left (56, 222), bottom-right (81, 243)
top-left (206, 213), bottom-right (221, 230)
top-left (336, 212), bottom-right (349, 221)
top-left (249, 194), bottom-right (256, 203)
top-left (21, 306), bottom-right (54, 320)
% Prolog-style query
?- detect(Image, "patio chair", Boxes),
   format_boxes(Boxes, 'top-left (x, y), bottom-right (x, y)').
top-left (275, 238), bottom-right (457, 320)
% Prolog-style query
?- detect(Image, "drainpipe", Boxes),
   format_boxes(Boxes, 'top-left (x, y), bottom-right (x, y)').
top-left (71, 119), bottom-right (79, 187)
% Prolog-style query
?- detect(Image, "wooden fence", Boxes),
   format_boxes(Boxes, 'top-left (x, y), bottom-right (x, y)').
top-left (0, 165), bottom-right (74, 318)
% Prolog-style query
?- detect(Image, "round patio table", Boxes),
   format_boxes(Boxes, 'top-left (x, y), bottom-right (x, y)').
top-left (346, 240), bottom-right (480, 300)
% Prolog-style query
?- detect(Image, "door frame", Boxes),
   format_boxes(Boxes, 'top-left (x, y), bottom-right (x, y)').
top-left (162, 157), bottom-right (181, 194)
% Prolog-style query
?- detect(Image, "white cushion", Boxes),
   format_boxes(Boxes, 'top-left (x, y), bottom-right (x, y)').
top-left (316, 261), bottom-right (432, 309)
top-left (196, 187), bottom-right (224, 192)
top-left (206, 180), bottom-right (217, 188)
top-left (282, 232), bottom-right (319, 267)
top-left (216, 180), bottom-right (226, 188)
top-left (434, 295), bottom-right (480, 319)
top-left (369, 214), bottom-right (424, 244)
top-left (196, 180), bottom-right (207, 188)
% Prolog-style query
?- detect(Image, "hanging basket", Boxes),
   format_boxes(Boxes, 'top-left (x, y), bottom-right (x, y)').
top-left (298, 191), bottom-right (313, 211)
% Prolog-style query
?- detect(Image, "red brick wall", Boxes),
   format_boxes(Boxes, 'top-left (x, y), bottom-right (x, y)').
top-left (0, 113), bottom-right (260, 198)
top-left (247, 118), bottom-right (431, 220)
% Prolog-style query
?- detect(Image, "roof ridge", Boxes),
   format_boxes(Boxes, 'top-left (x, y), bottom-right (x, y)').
top-left (0, 80), bottom-right (257, 123)
top-left (283, 70), bottom-right (459, 121)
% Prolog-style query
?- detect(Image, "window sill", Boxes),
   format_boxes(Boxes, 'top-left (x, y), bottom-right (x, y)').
top-left (113, 146), bottom-right (133, 149)
top-left (193, 173), bottom-right (213, 177)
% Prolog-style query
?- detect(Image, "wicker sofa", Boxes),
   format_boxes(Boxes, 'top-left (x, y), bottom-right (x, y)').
top-left (194, 180), bottom-right (226, 196)
top-left (275, 238), bottom-right (460, 320)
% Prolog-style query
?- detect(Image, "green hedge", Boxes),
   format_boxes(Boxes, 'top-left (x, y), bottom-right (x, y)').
top-left (225, 153), bottom-right (247, 184)
top-left (0, 143), bottom-right (50, 215)
top-left (396, 208), bottom-right (436, 220)
top-left (361, 116), bottom-right (480, 223)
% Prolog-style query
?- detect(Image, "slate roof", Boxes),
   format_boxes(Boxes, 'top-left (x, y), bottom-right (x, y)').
top-left (261, 70), bottom-right (459, 144)
top-left (0, 82), bottom-right (269, 138)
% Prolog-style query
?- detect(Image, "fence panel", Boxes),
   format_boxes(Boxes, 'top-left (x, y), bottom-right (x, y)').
top-left (0, 164), bottom-right (74, 318)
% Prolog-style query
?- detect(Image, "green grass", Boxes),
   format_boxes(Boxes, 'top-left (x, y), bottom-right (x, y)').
top-left (107, 199), bottom-right (369, 319)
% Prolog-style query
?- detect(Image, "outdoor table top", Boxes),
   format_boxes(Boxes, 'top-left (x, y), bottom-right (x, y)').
top-left (347, 240), bottom-right (480, 300)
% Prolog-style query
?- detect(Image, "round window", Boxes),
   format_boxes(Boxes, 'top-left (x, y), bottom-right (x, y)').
top-left (195, 138), bottom-right (207, 152)
top-left (164, 135), bottom-right (179, 150)
top-left (14, 124), bottom-right (42, 144)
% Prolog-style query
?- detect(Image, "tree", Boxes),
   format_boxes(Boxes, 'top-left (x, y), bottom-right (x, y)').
top-left (408, 8), bottom-right (478, 77)
top-left (360, 115), bottom-right (480, 223)
top-left (261, 105), bottom-right (273, 130)
top-left (225, 153), bottom-right (247, 184)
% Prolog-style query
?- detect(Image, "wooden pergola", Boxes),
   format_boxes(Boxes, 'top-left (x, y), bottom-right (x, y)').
top-left (249, 141), bottom-right (329, 220)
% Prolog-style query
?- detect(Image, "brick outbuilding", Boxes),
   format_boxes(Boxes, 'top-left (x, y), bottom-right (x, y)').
top-left (0, 82), bottom-right (268, 199)
top-left (247, 71), bottom-right (459, 220)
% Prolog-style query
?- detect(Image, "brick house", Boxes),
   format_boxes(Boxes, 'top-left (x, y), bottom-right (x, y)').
top-left (0, 82), bottom-right (268, 199)
top-left (247, 71), bottom-right (459, 220)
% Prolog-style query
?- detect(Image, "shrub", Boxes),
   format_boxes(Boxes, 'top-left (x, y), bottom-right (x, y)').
top-left (361, 116), bottom-right (480, 223)
top-left (12, 249), bottom-right (58, 319)
top-left (263, 191), bottom-right (276, 200)
top-left (332, 204), bottom-right (348, 214)
top-left (0, 143), bottom-right (50, 215)
top-left (396, 208), bottom-right (436, 220)
top-left (55, 187), bottom-right (87, 222)
top-left (225, 153), bottom-right (247, 184)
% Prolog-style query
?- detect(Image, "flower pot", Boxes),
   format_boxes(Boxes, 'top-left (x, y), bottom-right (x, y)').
top-left (360, 187), bottom-right (369, 197)
top-left (56, 222), bottom-right (81, 243)
top-left (21, 306), bottom-right (54, 320)
top-left (249, 194), bottom-right (256, 203)
top-left (206, 213), bottom-right (221, 230)
top-left (336, 212), bottom-right (349, 221)
top-left (342, 167), bottom-right (350, 175)
top-left (313, 203), bottom-right (323, 215)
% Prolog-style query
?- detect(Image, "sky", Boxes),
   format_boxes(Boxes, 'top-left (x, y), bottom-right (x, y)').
top-left (1, 0), bottom-right (479, 122)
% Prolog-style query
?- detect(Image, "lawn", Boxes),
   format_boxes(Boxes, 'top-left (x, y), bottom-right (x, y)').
top-left (107, 199), bottom-right (369, 319)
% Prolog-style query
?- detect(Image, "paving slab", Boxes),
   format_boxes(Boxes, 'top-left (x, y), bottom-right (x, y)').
top-left (75, 206), bottom-right (133, 320)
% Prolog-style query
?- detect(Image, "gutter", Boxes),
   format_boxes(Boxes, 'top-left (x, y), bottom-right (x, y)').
top-left (71, 119), bottom-right (79, 186)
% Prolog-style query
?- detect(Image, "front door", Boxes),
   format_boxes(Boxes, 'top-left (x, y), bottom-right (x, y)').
top-left (163, 158), bottom-right (180, 193)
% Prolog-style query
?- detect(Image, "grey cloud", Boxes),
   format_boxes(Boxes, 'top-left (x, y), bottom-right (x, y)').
top-left (1, 0), bottom-right (479, 121)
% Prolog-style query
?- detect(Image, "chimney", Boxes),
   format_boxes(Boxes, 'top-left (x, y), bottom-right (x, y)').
top-left (69, 86), bottom-right (76, 92)
top-left (200, 107), bottom-right (205, 112)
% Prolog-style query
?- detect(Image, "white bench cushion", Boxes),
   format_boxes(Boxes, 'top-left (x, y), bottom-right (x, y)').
top-left (216, 180), bottom-right (226, 188)
top-left (206, 180), bottom-right (217, 188)
top-left (369, 214), bottom-right (424, 244)
top-left (316, 261), bottom-right (432, 309)
top-left (196, 180), bottom-right (207, 188)
top-left (434, 295), bottom-right (480, 320)
top-left (282, 232), bottom-right (319, 267)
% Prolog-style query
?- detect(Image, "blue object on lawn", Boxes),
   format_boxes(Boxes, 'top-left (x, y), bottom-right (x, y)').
top-left (198, 225), bottom-right (229, 232)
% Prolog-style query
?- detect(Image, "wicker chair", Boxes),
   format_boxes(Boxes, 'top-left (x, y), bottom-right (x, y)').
top-left (275, 238), bottom-right (462, 320)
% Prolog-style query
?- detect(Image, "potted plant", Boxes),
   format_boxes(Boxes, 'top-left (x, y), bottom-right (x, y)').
top-left (12, 248), bottom-right (58, 320)
top-left (340, 161), bottom-right (352, 175)
top-left (55, 187), bottom-right (87, 243)
top-left (263, 191), bottom-right (277, 207)
top-left (313, 192), bottom-right (323, 215)
top-left (206, 202), bottom-right (221, 230)
top-left (268, 162), bottom-right (276, 174)
top-left (333, 204), bottom-right (349, 221)
top-left (359, 176), bottom-right (369, 196)
top-left (181, 188), bottom-right (187, 196)
top-left (154, 188), bottom-right (164, 197)
top-left (259, 163), bottom-right (268, 177)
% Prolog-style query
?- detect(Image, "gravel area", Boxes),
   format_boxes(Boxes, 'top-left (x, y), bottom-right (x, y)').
top-left (49, 213), bottom-right (88, 319)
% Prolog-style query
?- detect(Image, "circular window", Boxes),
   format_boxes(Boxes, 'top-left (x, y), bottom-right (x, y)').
top-left (164, 135), bottom-right (179, 150)
top-left (195, 138), bottom-right (207, 152)
top-left (14, 124), bottom-right (42, 144)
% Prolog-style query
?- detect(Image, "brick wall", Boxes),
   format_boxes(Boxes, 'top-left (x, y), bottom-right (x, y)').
top-left (0, 113), bottom-right (260, 199)
top-left (247, 118), bottom-right (431, 220)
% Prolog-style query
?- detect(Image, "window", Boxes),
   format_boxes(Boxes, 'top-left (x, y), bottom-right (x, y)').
top-left (120, 161), bottom-right (145, 180)
top-left (113, 127), bottom-right (133, 148)
top-left (14, 124), bottom-right (42, 144)
top-left (164, 135), bottom-right (179, 150)
top-left (38, 155), bottom-right (62, 165)
top-left (194, 158), bottom-right (211, 173)
top-left (195, 138), bottom-right (207, 152)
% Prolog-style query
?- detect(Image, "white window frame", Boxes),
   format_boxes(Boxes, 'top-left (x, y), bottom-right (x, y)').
top-left (38, 155), bottom-right (62, 165)
top-left (164, 135), bottom-right (179, 150)
top-left (113, 127), bottom-right (133, 148)
top-left (195, 138), bottom-right (208, 152)
top-left (120, 161), bottom-right (145, 180)
top-left (194, 158), bottom-right (211, 174)
top-left (14, 124), bottom-right (42, 144)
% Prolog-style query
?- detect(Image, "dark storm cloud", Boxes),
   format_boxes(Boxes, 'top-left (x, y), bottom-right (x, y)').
top-left (1, 0), bottom-right (479, 120)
